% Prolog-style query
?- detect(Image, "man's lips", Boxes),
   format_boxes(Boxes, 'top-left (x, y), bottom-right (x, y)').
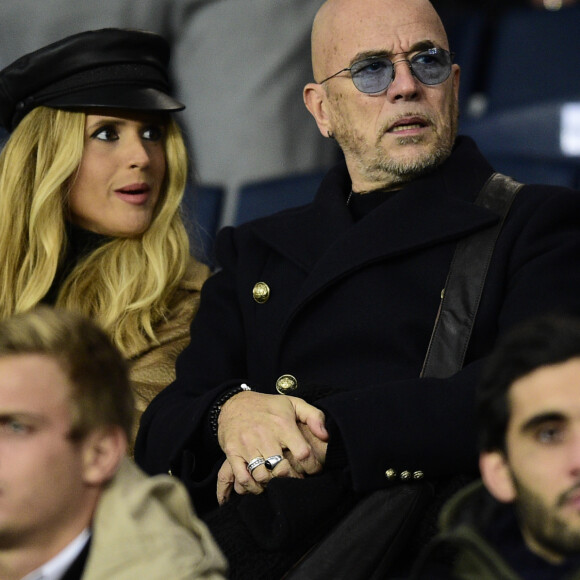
top-left (559, 485), bottom-right (580, 509)
top-left (386, 116), bottom-right (429, 133)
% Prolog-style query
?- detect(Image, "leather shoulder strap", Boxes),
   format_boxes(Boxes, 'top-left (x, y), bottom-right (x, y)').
top-left (420, 173), bottom-right (523, 379)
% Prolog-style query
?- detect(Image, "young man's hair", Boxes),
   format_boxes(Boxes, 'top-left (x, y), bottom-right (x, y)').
top-left (477, 315), bottom-right (580, 453)
top-left (0, 306), bottom-right (134, 440)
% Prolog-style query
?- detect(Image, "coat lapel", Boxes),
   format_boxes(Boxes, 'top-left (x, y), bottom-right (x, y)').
top-left (250, 139), bottom-right (499, 309)
top-left (248, 161), bottom-right (354, 272)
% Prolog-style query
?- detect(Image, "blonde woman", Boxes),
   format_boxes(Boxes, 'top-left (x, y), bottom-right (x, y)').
top-left (0, 28), bottom-right (210, 445)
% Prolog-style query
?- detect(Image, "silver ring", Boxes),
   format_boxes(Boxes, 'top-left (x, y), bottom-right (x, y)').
top-left (247, 457), bottom-right (266, 474)
top-left (264, 455), bottom-right (283, 471)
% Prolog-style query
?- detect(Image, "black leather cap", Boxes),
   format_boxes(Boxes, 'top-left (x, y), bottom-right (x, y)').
top-left (0, 28), bottom-right (185, 131)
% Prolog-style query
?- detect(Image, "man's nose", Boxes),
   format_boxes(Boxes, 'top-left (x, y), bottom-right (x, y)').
top-left (568, 431), bottom-right (580, 476)
top-left (387, 59), bottom-right (420, 99)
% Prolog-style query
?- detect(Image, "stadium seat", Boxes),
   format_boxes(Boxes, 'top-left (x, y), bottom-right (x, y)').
top-left (182, 183), bottom-right (224, 267)
top-left (463, 101), bottom-right (580, 188)
top-left (234, 169), bottom-right (327, 226)
top-left (484, 5), bottom-right (580, 113)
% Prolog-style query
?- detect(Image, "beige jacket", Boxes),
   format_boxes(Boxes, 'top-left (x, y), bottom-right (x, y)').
top-left (83, 458), bottom-right (227, 579)
top-left (127, 258), bottom-right (210, 445)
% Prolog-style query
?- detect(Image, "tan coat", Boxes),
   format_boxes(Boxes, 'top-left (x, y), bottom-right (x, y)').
top-left (127, 257), bottom-right (210, 446)
top-left (83, 458), bottom-right (227, 579)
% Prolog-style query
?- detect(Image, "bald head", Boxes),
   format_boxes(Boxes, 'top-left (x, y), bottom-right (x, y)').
top-left (311, 0), bottom-right (448, 82)
top-left (304, 0), bottom-right (459, 192)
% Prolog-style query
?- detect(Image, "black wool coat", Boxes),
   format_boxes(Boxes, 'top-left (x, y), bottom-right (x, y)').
top-left (136, 136), bottom-right (580, 509)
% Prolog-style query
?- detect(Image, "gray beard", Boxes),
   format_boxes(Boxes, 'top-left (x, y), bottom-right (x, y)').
top-left (333, 99), bottom-right (458, 189)
top-left (361, 133), bottom-right (453, 185)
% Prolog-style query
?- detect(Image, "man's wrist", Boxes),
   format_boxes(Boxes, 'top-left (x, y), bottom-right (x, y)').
top-left (208, 383), bottom-right (251, 439)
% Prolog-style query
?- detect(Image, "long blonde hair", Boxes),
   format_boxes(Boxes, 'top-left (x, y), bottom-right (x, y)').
top-left (0, 107), bottom-right (191, 356)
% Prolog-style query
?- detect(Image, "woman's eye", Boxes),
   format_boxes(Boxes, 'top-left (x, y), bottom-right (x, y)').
top-left (142, 126), bottom-right (164, 141)
top-left (91, 126), bottom-right (119, 141)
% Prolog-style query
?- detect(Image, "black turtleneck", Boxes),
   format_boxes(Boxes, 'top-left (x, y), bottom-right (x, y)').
top-left (347, 188), bottom-right (400, 221)
top-left (42, 223), bottom-right (110, 305)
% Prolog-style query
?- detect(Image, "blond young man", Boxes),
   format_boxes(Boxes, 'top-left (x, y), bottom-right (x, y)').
top-left (0, 307), bottom-right (226, 580)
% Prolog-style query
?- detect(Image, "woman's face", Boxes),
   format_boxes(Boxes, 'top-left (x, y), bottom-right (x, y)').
top-left (68, 112), bottom-right (167, 237)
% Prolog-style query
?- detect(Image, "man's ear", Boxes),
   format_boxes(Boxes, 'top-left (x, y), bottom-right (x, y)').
top-left (304, 82), bottom-right (333, 138)
top-left (81, 426), bottom-right (127, 487)
top-left (452, 64), bottom-right (461, 104)
top-left (479, 450), bottom-right (517, 503)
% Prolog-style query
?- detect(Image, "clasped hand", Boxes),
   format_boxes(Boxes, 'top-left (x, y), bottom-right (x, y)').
top-left (216, 390), bottom-right (328, 504)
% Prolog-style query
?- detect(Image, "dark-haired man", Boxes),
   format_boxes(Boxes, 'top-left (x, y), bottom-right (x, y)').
top-left (414, 316), bottom-right (580, 578)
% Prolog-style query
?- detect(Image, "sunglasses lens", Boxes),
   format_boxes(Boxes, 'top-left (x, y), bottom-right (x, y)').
top-left (350, 49), bottom-right (452, 94)
top-left (410, 48), bottom-right (452, 85)
top-left (351, 58), bottom-right (393, 94)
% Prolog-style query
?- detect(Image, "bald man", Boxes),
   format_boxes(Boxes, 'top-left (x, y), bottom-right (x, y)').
top-left (136, 0), bottom-right (580, 577)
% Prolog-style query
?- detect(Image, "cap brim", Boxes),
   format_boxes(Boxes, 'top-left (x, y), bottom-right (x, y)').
top-left (42, 85), bottom-right (185, 113)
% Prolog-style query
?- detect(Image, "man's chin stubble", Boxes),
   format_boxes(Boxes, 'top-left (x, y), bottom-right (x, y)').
top-left (364, 138), bottom-right (452, 184)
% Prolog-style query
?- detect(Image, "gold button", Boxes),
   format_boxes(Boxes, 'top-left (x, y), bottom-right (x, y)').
top-left (400, 470), bottom-right (412, 481)
top-left (385, 468), bottom-right (397, 481)
top-left (413, 470), bottom-right (424, 480)
top-left (252, 282), bottom-right (270, 304)
top-left (276, 374), bottom-right (297, 394)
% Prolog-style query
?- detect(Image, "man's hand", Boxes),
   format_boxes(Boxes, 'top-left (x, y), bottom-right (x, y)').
top-left (284, 421), bottom-right (328, 471)
top-left (215, 391), bottom-right (328, 504)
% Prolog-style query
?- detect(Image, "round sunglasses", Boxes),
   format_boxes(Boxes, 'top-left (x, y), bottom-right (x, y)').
top-left (319, 47), bottom-right (454, 94)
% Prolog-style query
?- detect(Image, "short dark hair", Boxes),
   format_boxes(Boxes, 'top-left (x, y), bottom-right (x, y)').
top-left (477, 315), bottom-right (580, 452)
top-left (0, 306), bottom-right (134, 440)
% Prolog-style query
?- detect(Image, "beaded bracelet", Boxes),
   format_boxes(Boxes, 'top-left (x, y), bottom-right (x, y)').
top-left (209, 383), bottom-right (251, 439)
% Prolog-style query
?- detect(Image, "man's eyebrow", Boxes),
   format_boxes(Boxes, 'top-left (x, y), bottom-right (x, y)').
top-left (520, 411), bottom-right (566, 434)
top-left (0, 412), bottom-right (47, 423)
top-left (348, 40), bottom-right (438, 66)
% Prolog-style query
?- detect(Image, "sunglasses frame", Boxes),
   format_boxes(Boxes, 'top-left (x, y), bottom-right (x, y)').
top-left (319, 47), bottom-right (454, 95)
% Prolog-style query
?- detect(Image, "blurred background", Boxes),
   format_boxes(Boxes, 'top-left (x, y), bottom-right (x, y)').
top-left (1, 0), bottom-right (579, 265)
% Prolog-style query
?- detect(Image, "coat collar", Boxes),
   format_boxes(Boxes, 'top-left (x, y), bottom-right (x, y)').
top-left (248, 137), bottom-right (499, 280)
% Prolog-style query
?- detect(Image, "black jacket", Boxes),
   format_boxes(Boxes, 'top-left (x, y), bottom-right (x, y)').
top-left (136, 136), bottom-right (580, 506)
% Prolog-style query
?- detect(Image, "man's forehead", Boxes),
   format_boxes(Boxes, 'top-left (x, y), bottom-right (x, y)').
top-left (313, 0), bottom-right (447, 76)
top-left (0, 354), bottom-right (71, 411)
top-left (509, 358), bottom-right (580, 427)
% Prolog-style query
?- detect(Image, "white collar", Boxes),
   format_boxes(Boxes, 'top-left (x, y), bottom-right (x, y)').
top-left (21, 529), bottom-right (91, 580)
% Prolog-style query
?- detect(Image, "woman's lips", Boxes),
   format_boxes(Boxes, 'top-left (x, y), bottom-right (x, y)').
top-left (115, 183), bottom-right (151, 205)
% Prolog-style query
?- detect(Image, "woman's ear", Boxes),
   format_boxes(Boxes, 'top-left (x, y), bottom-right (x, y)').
top-left (479, 450), bottom-right (517, 503)
top-left (81, 426), bottom-right (127, 487)
top-left (304, 82), bottom-right (334, 139)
